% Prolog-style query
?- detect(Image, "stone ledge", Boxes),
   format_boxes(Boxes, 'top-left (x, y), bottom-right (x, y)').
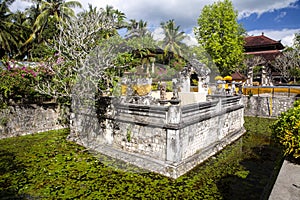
top-left (86, 127), bottom-right (246, 179)
top-left (268, 159), bottom-right (300, 200)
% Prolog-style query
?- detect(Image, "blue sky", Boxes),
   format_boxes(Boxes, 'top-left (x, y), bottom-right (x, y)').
top-left (239, 6), bottom-right (300, 31)
top-left (11, 0), bottom-right (300, 47)
top-left (238, 0), bottom-right (300, 46)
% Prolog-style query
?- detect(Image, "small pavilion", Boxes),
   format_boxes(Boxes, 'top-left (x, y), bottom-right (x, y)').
top-left (231, 71), bottom-right (247, 83)
top-left (244, 33), bottom-right (284, 85)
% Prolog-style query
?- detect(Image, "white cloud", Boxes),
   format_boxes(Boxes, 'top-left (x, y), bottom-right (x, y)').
top-left (233, 0), bottom-right (298, 18)
top-left (182, 33), bottom-right (198, 46)
top-left (152, 27), bottom-right (198, 46)
top-left (10, 0), bottom-right (32, 12)
top-left (10, 0), bottom-right (300, 29)
top-left (78, 0), bottom-right (206, 29)
top-left (274, 12), bottom-right (287, 22)
top-left (152, 27), bottom-right (164, 41)
top-left (76, 0), bottom-right (299, 26)
top-left (247, 28), bottom-right (300, 47)
top-left (9, 0), bottom-right (300, 48)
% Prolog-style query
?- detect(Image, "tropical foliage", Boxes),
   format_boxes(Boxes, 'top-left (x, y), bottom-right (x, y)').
top-left (0, 3), bottom-right (128, 101)
top-left (273, 49), bottom-right (300, 83)
top-left (24, 0), bottom-right (82, 45)
top-left (160, 19), bottom-right (187, 58)
top-left (294, 31), bottom-right (300, 50)
top-left (0, 0), bottom-right (249, 106)
top-left (194, 0), bottom-right (245, 76)
top-left (0, 0), bottom-right (20, 58)
top-left (125, 19), bottom-right (150, 39)
top-left (271, 100), bottom-right (300, 159)
top-left (0, 66), bottom-right (36, 102)
top-left (0, 60), bottom-right (54, 108)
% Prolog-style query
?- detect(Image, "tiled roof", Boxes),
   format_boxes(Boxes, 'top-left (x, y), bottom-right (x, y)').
top-left (245, 50), bottom-right (282, 61)
top-left (244, 33), bottom-right (284, 50)
top-left (231, 71), bottom-right (247, 81)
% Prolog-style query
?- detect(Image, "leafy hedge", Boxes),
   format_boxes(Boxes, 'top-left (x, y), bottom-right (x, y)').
top-left (271, 100), bottom-right (300, 158)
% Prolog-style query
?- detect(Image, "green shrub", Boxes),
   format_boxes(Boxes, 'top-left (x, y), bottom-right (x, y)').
top-left (151, 81), bottom-right (173, 92)
top-left (0, 61), bottom-right (55, 104)
top-left (0, 66), bottom-right (37, 101)
top-left (0, 62), bottom-right (44, 102)
top-left (271, 100), bottom-right (300, 158)
top-left (166, 81), bottom-right (173, 92)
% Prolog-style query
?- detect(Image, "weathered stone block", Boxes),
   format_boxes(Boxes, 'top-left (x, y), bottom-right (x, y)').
top-left (0, 104), bottom-right (65, 139)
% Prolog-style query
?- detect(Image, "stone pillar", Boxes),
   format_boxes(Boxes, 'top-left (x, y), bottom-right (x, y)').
top-left (150, 57), bottom-right (155, 74)
top-left (167, 104), bottom-right (181, 124)
top-left (166, 104), bottom-right (182, 162)
top-left (216, 97), bottom-right (222, 113)
top-left (231, 81), bottom-right (236, 95)
top-left (198, 77), bottom-right (204, 93)
top-left (215, 98), bottom-right (224, 140)
top-left (104, 104), bottom-right (115, 144)
top-left (180, 77), bottom-right (190, 92)
top-left (151, 61), bottom-right (155, 74)
top-left (261, 66), bottom-right (267, 86)
top-left (172, 78), bottom-right (179, 100)
top-left (246, 66), bottom-right (253, 86)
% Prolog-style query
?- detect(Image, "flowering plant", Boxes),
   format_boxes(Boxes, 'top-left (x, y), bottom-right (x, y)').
top-left (0, 60), bottom-right (52, 103)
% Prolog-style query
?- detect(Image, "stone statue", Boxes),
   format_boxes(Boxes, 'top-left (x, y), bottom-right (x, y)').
top-left (160, 82), bottom-right (167, 100)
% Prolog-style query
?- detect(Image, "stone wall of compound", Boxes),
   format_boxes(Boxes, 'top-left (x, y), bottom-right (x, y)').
top-left (70, 96), bottom-right (245, 178)
top-left (242, 95), bottom-right (297, 117)
top-left (0, 103), bottom-right (66, 139)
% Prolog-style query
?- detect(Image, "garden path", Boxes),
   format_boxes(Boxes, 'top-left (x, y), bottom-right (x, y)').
top-left (269, 159), bottom-right (300, 200)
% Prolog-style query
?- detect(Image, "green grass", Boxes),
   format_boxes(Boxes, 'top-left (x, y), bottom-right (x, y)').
top-left (0, 117), bottom-right (283, 199)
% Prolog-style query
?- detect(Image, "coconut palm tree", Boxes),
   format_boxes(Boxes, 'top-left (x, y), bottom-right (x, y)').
top-left (125, 19), bottom-right (150, 39)
top-left (0, 0), bottom-right (19, 58)
top-left (101, 5), bottom-right (126, 39)
top-left (24, 2), bottom-right (41, 28)
top-left (24, 0), bottom-right (82, 45)
top-left (160, 19), bottom-right (187, 58)
top-left (10, 10), bottom-right (35, 59)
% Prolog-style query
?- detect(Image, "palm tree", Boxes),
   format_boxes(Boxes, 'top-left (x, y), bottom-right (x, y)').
top-left (101, 5), bottom-right (126, 39)
top-left (125, 19), bottom-right (150, 39)
top-left (24, 2), bottom-right (41, 28)
top-left (10, 10), bottom-right (34, 59)
top-left (0, 0), bottom-right (19, 58)
top-left (113, 8), bottom-right (126, 29)
top-left (24, 0), bottom-right (82, 45)
top-left (160, 19), bottom-right (187, 58)
top-left (103, 5), bottom-right (126, 29)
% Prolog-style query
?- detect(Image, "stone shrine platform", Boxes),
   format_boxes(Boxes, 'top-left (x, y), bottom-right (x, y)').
top-left (70, 96), bottom-right (245, 178)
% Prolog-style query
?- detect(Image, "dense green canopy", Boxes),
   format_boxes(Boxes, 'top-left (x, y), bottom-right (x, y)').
top-left (194, 0), bottom-right (245, 76)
